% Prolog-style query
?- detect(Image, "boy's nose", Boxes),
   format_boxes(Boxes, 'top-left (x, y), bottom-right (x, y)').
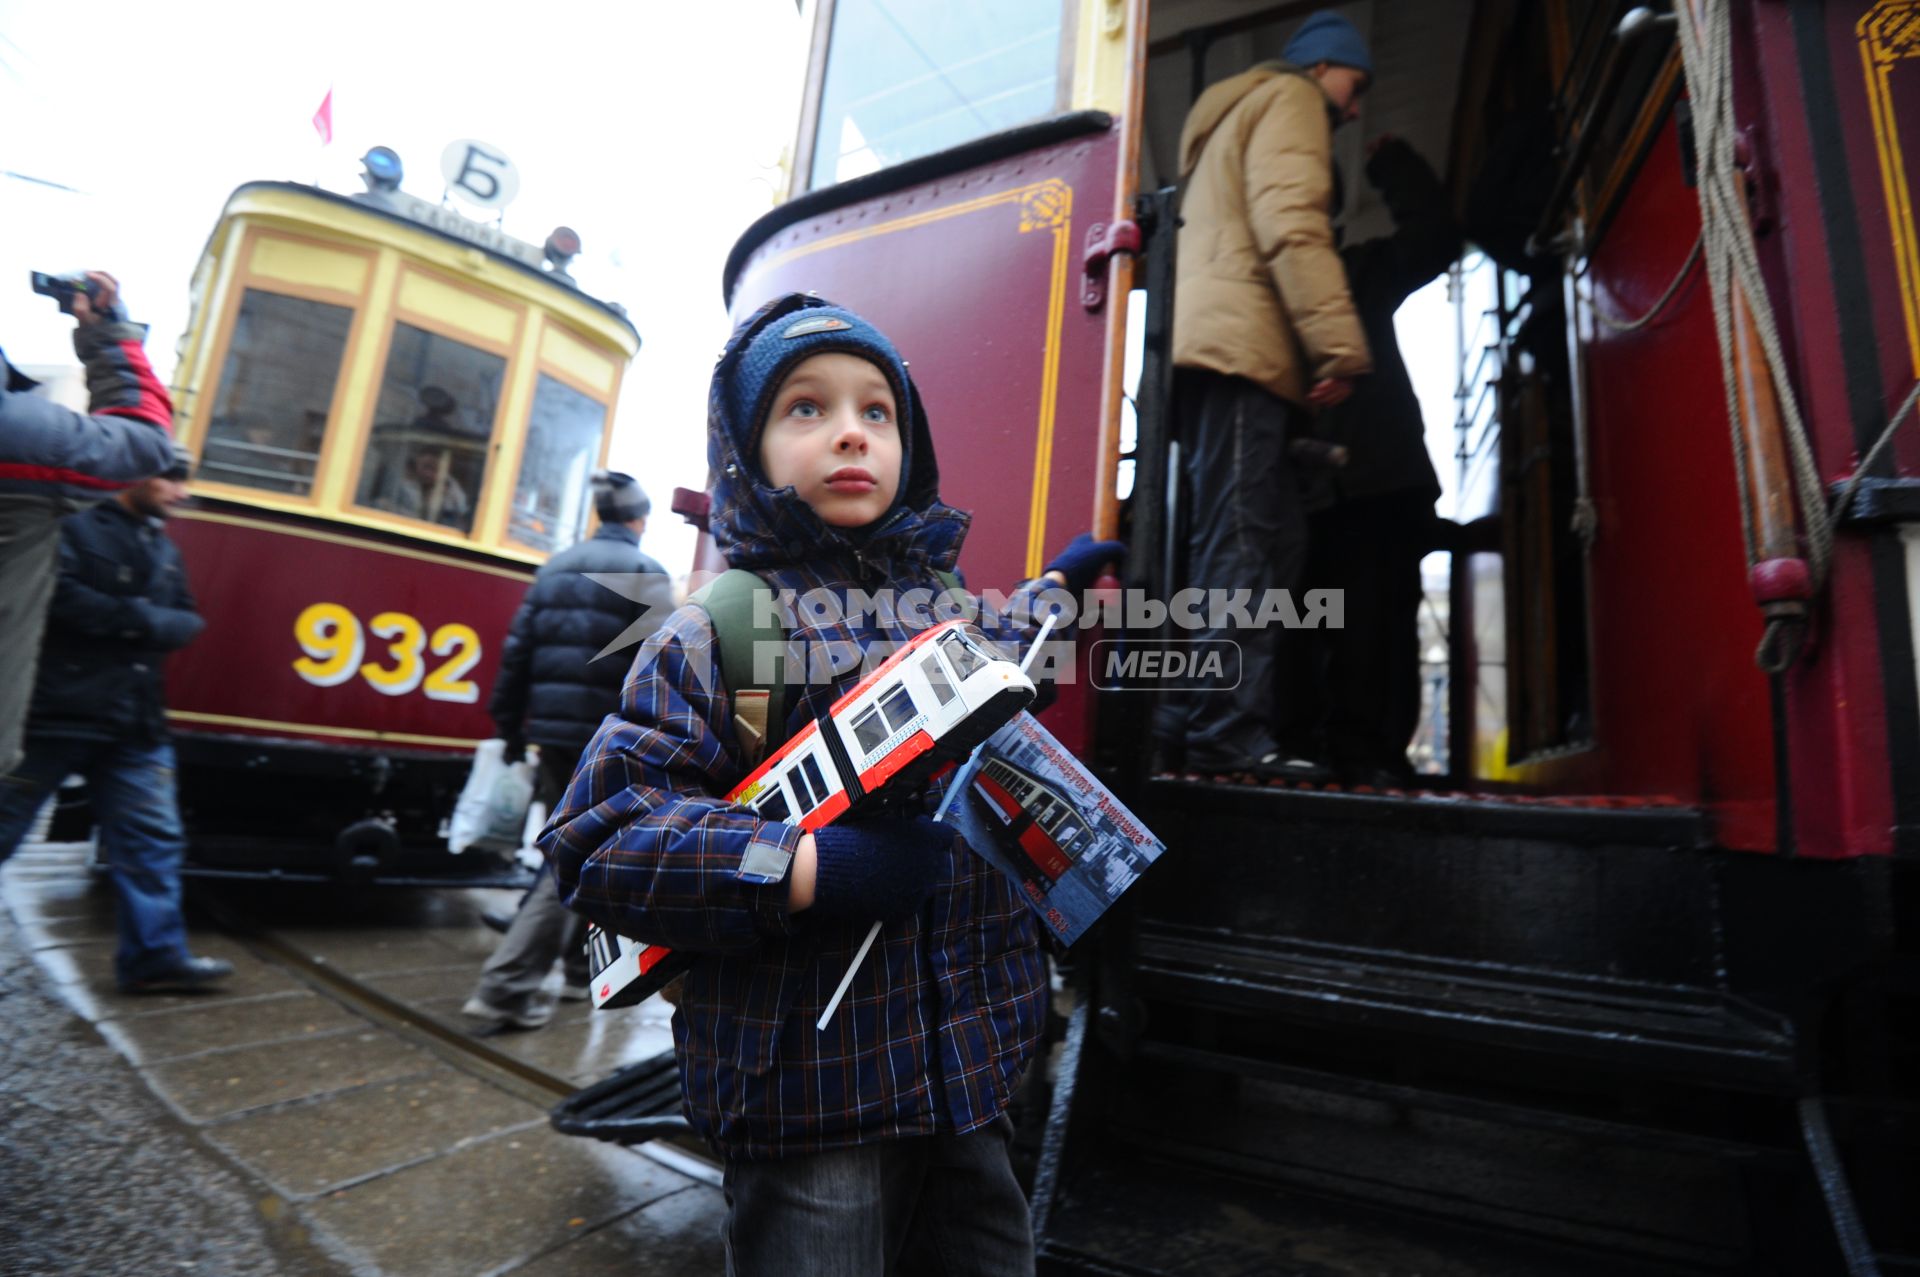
top-left (832, 416), bottom-right (868, 452)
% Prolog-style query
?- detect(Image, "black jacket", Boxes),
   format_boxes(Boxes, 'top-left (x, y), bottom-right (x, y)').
top-left (28, 500), bottom-right (203, 741)
top-left (1318, 138), bottom-right (1460, 506)
top-left (488, 523), bottom-right (671, 755)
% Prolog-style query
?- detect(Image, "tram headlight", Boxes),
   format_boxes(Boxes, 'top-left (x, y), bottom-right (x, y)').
top-left (361, 146), bottom-right (404, 192)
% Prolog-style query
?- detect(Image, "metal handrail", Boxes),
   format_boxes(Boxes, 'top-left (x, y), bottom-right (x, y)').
top-left (1528, 5), bottom-right (1678, 256)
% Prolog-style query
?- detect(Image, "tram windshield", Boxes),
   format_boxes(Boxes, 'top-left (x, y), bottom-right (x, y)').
top-left (806, 0), bottom-right (1068, 189)
top-left (200, 289), bottom-right (353, 497)
top-left (510, 373), bottom-right (607, 554)
top-left (355, 324), bottom-right (504, 535)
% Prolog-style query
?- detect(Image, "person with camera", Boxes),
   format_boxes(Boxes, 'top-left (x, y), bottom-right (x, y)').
top-left (0, 447), bottom-right (233, 992)
top-left (1, 270), bottom-right (177, 772)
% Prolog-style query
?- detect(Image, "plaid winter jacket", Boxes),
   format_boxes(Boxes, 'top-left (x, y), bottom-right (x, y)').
top-left (542, 298), bottom-right (1050, 1161)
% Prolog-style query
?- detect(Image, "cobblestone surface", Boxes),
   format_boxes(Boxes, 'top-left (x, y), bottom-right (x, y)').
top-left (0, 894), bottom-right (345, 1277)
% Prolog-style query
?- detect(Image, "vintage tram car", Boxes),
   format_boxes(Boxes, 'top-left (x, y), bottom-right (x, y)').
top-left (162, 175), bottom-right (639, 882)
top-left (646, 0), bottom-right (1920, 1271)
top-left (588, 617), bottom-right (1036, 1009)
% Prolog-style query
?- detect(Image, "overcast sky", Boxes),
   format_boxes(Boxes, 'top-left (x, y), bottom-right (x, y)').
top-left (0, 0), bottom-right (807, 572)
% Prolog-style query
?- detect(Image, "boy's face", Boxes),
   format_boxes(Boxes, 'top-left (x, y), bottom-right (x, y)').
top-left (758, 352), bottom-right (902, 528)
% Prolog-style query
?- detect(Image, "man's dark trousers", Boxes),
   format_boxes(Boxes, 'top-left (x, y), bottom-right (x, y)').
top-left (0, 738), bottom-right (193, 984)
top-left (1164, 368), bottom-right (1309, 767)
top-left (1278, 493), bottom-right (1430, 777)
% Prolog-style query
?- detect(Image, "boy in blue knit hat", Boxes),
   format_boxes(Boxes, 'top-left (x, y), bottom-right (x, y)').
top-left (544, 293), bottom-right (1120, 1276)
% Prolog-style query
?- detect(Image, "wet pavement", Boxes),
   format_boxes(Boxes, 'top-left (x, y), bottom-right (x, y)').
top-left (0, 841), bottom-right (725, 1277)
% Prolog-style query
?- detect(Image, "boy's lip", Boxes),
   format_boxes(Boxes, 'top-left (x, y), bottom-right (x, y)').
top-left (823, 466), bottom-right (877, 493)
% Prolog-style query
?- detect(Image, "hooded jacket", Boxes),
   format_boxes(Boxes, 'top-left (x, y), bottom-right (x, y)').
top-left (542, 295), bottom-right (1049, 1160)
top-left (1173, 63), bottom-right (1373, 405)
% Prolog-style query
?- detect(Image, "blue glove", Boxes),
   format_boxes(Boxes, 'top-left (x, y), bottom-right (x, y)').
top-left (1043, 532), bottom-right (1126, 594)
top-left (810, 815), bottom-right (953, 923)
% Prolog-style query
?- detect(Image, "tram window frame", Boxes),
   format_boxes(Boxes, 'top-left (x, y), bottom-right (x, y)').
top-left (507, 369), bottom-right (610, 556)
top-left (199, 286), bottom-right (356, 501)
top-left (851, 705), bottom-right (891, 757)
top-left (920, 648), bottom-right (957, 706)
top-left (755, 787), bottom-right (793, 825)
top-left (800, 754), bottom-right (830, 806)
top-left (351, 319), bottom-right (510, 539)
top-left (794, 0), bottom-right (1077, 192)
top-left (938, 629), bottom-right (989, 680)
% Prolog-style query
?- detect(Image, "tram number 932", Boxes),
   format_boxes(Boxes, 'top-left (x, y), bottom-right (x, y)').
top-left (291, 602), bottom-right (483, 703)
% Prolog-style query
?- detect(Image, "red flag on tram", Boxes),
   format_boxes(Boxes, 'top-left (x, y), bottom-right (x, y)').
top-left (312, 88), bottom-right (334, 146)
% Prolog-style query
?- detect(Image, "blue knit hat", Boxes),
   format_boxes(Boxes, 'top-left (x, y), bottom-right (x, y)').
top-left (720, 300), bottom-right (914, 480)
top-left (1283, 11), bottom-right (1373, 81)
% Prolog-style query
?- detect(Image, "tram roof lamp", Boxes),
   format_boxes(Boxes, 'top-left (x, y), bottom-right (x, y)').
top-left (545, 226), bottom-right (581, 266)
top-left (361, 146), bottom-right (404, 193)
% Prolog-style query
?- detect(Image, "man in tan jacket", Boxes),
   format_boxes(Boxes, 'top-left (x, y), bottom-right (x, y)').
top-left (1165, 11), bottom-right (1375, 777)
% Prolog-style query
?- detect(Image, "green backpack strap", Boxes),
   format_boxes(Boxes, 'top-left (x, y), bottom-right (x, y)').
top-left (692, 569), bottom-right (787, 768)
top-left (693, 566), bottom-right (967, 767)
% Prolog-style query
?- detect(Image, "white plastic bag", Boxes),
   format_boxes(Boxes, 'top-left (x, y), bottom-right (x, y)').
top-left (448, 740), bottom-right (537, 854)
top-left (514, 799), bottom-right (549, 873)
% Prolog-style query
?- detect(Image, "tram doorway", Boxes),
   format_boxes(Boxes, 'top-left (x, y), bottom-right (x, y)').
top-left (1124, 1), bottom-right (1740, 814)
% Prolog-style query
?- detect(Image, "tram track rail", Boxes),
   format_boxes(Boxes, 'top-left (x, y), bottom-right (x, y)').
top-left (204, 899), bottom-right (723, 1187)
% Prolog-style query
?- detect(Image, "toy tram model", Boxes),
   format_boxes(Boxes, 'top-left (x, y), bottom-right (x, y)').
top-left (162, 148), bottom-right (639, 883)
top-left (587, 619), bottom-right (1035, 1009)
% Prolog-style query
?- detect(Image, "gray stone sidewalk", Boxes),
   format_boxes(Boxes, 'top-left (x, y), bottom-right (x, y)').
top-left (0, 845), bottom-right (723, 1277)
top-left (0, 868), bottom-right (341, 1277)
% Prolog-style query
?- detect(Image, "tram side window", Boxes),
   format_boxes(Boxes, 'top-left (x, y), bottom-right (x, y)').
top-left (801, 755), bottom-right (830, 805)
top-left (202, 289), bottom-right (353, 497)
top-left (788, 756), bottom-right (821, 815)
top-left (355, 323), bottom-right (504, 535)
top-left (755, 787), bottom-right (792, 825)
top-left (808, 0), bottom-right (1066, 189)
top-left (920, 649), bottom-right (957, 706)
top-left (511, 373), bottom-right (607, 554)
top-left (879, 684), bottom-right (916, 731)
top-left (851, 705), bottom-right (890, 757)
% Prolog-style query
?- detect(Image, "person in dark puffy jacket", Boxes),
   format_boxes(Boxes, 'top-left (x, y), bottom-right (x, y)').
top-left (0, 448), bottom-right (232, 992)
top-left (0, 271), bottom-right (176, 771)
top-left (463, 471), bottom-right (673, 1028)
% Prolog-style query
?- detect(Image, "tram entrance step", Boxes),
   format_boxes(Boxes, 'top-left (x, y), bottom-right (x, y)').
top-left (1032, 1002), bottom-right (1840, 1276)
top-left (1036, 1149), bottom-right (1704, 1277)
top-left (1132, 924), bottom-right (1799, 1090)
top-left (548, 1049), bottom-right (689, 1144)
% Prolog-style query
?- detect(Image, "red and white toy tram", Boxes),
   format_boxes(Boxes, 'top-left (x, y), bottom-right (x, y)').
top-left (587, 619), bottom-right (1035, 1009)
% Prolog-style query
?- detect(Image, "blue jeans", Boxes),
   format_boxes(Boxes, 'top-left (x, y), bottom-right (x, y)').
top-left (722, 1116), bottom-right (1035, 1276)
top-left (0, 737), bottom-right (192, 985)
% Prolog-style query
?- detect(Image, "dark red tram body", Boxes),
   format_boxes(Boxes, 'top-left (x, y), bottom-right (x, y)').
top-left (711, 1), bottom-right (1920, 1271)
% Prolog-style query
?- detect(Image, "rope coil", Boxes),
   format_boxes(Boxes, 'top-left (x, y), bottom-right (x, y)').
top-left (1674, 0), bottom-right (1833, 673)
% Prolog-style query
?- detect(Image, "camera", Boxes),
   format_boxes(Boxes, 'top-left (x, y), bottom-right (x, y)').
top-left (29, 271), bottom-right (97, 314)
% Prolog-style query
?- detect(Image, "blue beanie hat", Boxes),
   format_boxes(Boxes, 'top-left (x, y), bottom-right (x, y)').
top-left (1283, 11), bottom-right (1373, 80)
top-left (721, 300), bottom-right (914, 480)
